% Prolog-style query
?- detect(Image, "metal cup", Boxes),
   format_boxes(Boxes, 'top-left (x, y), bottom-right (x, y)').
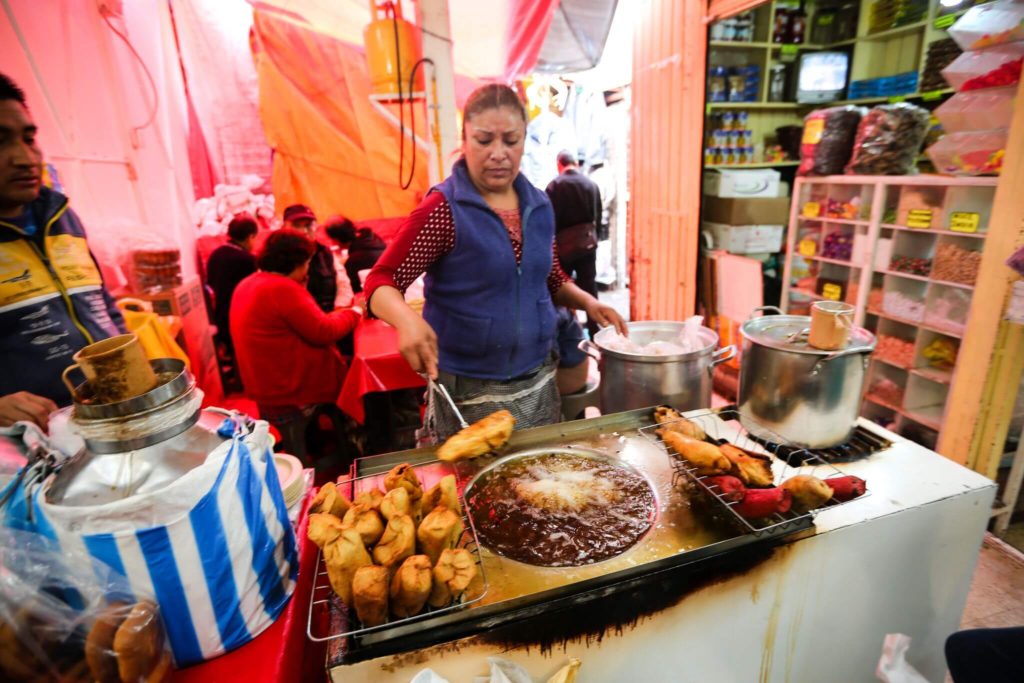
top-left (61, 334), bottom-right (157, 404)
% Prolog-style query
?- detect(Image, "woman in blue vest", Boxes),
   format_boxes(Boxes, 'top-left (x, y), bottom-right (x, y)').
top-left (365, 84), bottom-right (626, 440)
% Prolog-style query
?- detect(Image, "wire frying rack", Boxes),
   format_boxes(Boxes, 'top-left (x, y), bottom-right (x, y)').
top-left (639, 409), bottom-right (870, 537)
top-left (306, 459), bottom-right (488, 642)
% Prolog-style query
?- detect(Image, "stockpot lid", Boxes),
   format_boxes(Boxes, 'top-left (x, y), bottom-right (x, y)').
top-left (741, 314), bottom-right (876, 355)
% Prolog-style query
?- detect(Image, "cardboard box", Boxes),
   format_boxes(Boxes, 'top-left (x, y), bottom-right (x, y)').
top-left (703, 195), bottom-right (791, 225)
top-left (703, 169), bottom-right (781, 198)
top-left (131, 277), bottom-right (204, 317)
top-left (704, 221), bottom-right (785, 255)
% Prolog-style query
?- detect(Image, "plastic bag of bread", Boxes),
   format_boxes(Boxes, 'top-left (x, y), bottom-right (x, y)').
top-left (0, 528), bottom-right (171, 682)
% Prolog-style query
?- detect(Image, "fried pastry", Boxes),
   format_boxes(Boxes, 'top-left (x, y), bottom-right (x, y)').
top-left (380, 487), bottom-right (412, 521)
top-left (657, 429), bottom-right (730, 475)
top-left (309, 481), bottom-right (352, 518)
top-left (389, 555), bottom-right (433, 618)
top-left (427, 548), bottom-right (478, 608)
top-left (720, 444), bottom-right (775, 488)
top-left (781, 475), bottom-right (833, 511)
top-left (437, 409), bottom-right (515, 462)
top-left (352, 565), bottom-right (390, 627)
top-left (307, 512), bottom-right (347, 549)
top-left (373, 514), bottom-right (416, 568)
top-left (112, 601), bottom-right (162, 683)
top-left (652, 407), bottom-right (706, 440)
top-left (354, 488), bottom-right (385, 511)
top-left (384, 463), bottom-right (424, 502)
top-left (85, 601), bottom-right (128, 683)
top-left (422, 474), bottom-right (461, 516)
top-left (342, 504), bottom-right (385, 546)
top-left (324, 528), bottom-right (372, 606)
top-left (416, 505), bottom-right (463, 564)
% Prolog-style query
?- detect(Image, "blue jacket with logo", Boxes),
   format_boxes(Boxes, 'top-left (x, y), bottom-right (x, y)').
top-left (0, 187), bottom-right (126, 405)
top-left (425, 160), bottom-right (557, 380)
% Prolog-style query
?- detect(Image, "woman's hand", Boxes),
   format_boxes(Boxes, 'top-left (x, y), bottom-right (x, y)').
top-left (395, 311), bottom-right (440, 379)
top-left (583, 299), bottom-right (628, 336)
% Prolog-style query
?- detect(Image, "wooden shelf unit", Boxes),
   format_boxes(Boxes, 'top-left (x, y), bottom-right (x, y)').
top-left (781, 175), bottom-right (999, 451)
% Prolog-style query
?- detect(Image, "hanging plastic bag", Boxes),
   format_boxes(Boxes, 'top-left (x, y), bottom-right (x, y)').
top-left (2, 418), bottom-right (297, 666)
top-left (0, 527), bottom-right (171, 682)
top-left (875, 633), bottom-right (930, 683)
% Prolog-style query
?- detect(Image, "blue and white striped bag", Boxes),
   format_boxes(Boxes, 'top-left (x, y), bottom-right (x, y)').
top-left (6, 419), bottom-right (296, 666)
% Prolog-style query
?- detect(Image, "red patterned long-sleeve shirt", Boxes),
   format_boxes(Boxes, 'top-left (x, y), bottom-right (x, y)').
top-left (364, 192), bottom-right (570, 308)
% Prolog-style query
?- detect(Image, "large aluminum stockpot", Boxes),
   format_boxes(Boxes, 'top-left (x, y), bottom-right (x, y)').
top-left (738, 306), bottom-right (876, 449)
top-left (580, 321), bottom-right (736, 414)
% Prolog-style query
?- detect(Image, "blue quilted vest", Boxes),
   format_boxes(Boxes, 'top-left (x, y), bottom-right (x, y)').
top-left (425, 159), bottom-right (557, 380)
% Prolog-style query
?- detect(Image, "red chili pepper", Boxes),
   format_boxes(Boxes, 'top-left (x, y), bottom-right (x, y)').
top-left (734, 487), bottom-right (792, 519)
top-left (824, 475), bottom-right (867, 502)
top-left (706, 475), bottom-right (746, 503)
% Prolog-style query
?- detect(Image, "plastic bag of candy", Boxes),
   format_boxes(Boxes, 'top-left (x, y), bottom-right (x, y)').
top-left (845, 104), bottom-right (930, 175)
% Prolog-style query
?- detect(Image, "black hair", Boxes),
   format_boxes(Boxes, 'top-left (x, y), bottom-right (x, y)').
top-left (257, 229), bottom-right (315, 274)
top-left (556, 150), bottom-right (578, 167)
top-left (0, 73), bottom-right (26, 105)
top-left (324, 216), bottom-right (357, 245)
top-left (227, 214), bottom-right (258, 242)
top-left (461, 84), bottom-right (528, 140)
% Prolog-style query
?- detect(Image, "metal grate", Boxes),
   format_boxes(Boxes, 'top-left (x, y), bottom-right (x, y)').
top-left (306, 460), bottom-right (488, 643)
top-left (640, 409), bottom-right (870, 538)
top-left (749, 423), bottom-right (893, 466)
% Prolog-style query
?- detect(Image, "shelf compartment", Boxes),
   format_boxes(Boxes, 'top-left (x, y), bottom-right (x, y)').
top-left (881, 224), bottom-right (987, 239)
top-left (910, 366), bottom-right (953, 385)
top-left (867, 308), bottom-right (964, 339)
top-left (923, 284), bottom-right (972, 336)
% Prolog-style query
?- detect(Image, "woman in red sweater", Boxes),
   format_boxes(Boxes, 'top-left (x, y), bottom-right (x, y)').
top-left (231, 229), bottom-right (361, 460)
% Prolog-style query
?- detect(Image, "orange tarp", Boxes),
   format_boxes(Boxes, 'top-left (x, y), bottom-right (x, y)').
top-left (251, 11), bottom-right (428, 221)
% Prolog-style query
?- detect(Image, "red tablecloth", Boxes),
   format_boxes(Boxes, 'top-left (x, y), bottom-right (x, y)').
top-left (169, 491), bottom-right (324, 683)
top-left (338, 318), bottom-right (425, 423)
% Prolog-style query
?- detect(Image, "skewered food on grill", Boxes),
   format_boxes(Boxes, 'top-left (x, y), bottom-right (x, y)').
top-left (437, 409), bottom-right (516, 462)
top-left (706, 475), bottom-right (746, 503)
top-left (351, 565), bottom-right (390, 627)
top-left (652, 407), bottom-right (706, 440)
top-left (342, 504), bottom-right (386, 546)
top-left (390, 555), bottom-right (433, 618)
top-left (720, 444), bottom-right (775, 488)
top-left (372, 514), bottom-right (416, 568)
top-left (416, 505), bottom-right (463, 564)
top-left (324, 528), bottom-right (373, 606)
top-left (781, 475), bottom-right (833, 511)
top-left (734, 487), bottom-right (792, 519)
top-left (657, 429), bottom-right (731, 475)
top-left (824, 475), bottom-right (867, 502)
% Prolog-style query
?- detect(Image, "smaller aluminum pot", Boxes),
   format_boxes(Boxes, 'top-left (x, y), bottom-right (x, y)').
top-left (738, 306), bottom-right (876, 449)
top-left (580, 321), bottom-right (736, 415)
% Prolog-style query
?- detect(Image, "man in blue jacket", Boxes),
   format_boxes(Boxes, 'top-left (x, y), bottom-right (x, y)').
top-left (0, 73), bottom-right (125, 428)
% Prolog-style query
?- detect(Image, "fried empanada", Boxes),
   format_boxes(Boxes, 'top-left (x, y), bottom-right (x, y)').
top-left (309, 481), bottom-right (352, 518)
top-left (384, 463), bottom-right (423, 502)
top-left (720, 444), bottom-right (775, 488)
top-left (372, 514), bottom-right (416, 567)
top-left (352, 565), bottom-right (390, 627)
top-left (657, 429), bottom-right (731, 475)
top-left (437, 409), bottom-right (515, 462)
top-left (416, 505), bottom-right (463, 564)
top-left (422, 474), bottom-right (461, 516)
top-left (380, 487), bottom-right (411, 521)
top-left (653, 407), bottom-right (706, 440)
top-left (307, 512), bottom-right (347, 549)
top-left (323, 528), bottom-right (372, 606)
top-left (354, 488), bottom-right (385, 511)
top-left (427, 548), bottom-right (478, 608)
top-left (341, 503), bottom-right (385, 546)
top-left (781, 475), bottom-right (833, 511)
top-left (389, 555), bottom-right (433, 618)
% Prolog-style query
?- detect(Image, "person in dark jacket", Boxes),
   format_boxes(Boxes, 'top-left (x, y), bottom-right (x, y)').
top-left (545, 150), bottom-right (602, 337)
top-left (283, 203), bottom-right (336, 313)
top-left (324, 217), bottom-right (386, 294)
top-left (206, 214), bottom-right (258, 353)
top-left (0, 73), bottom-right (125, 428)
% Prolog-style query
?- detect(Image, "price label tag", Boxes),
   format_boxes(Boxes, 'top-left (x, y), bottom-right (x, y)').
top-left (780, 44), bottom-right (799, 60)
top-left (949, 211), bottom-right (981, 233)
top-left (798, 239), bottom-right (818, 257)
top-left (887, 95), bottom-right (907, 104)
top-left (934, 14), bottom-right (956, 29)
top-left (920, 90), bottom-right (945, 101)
top-left (821, 283), bottom-right (842, 301)
top-left (802, 201), bottom-right (821, 218)
top-left (907, 209), bottom-right (933, 229)
top-left (802, 119), bottom-right (825, 145)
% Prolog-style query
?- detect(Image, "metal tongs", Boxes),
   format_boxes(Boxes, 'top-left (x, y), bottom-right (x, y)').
top-left (426, 376), bottom-right (469, 429)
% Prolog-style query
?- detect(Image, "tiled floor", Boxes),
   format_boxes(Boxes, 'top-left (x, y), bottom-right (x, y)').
top-left (961, 533), bottom-right (1024, 630)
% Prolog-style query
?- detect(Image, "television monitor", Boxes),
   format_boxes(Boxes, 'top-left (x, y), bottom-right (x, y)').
top-left (796, 51), bottom-right (850, 104)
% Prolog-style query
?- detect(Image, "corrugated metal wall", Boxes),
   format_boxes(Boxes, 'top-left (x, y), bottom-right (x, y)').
top-left (629, 0), bottom-right (709, 320)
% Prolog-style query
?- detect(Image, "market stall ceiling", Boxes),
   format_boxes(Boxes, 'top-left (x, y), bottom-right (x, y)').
top-left (246, 0), bottom-right (615, 79)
